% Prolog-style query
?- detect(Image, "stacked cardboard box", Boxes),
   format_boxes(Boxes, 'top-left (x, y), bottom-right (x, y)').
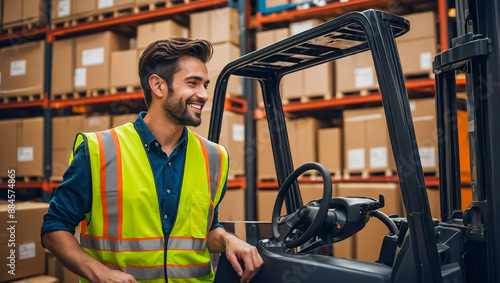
top-left (396, 11), bottom-right (437, 77)
top-left (52, 31), bottom-right (128, 96)
top-left (335, 11), bottom-right (438, 95)
top-left (288, 117), bottom-right (327, 168)
top-left (219, 189), bottom-right (245, 221)
top-left (2, 0), bottom-right (47, 27)
top-left (137, 19), bottom-right (188, 50)
top-left (73, 0), bottom-right (95, 18)
top-left (46, 251), bottom-right (79, 283)
top-left (0, 118), bottom-right (45, 178)
top-left (111, 113), bottom-right (138, 127)
top-left (51, 0), bottom-right (73, 24)
top-left (282, 19), bottom-right (334, 102)
top-left (190, 7), bottom-right (242, 98)
top-left (256, 118), bottom-right (277, 180)
top-left (343, 98), bottom-right (438, 178)
top-left (335, 183), bottom-right (404, 261)
top-left (96, 0), bottom-right (135, 14)
top-left (51, 115), bottom-right (111, 180)
top-left (0, 202), bottom-right (50, 282)
top-left (318, 127), bottom-right (342, 178)
top-left (0, 41), bottom-right (45, 98)
top-left (188, 105), bottom-right (245, 180)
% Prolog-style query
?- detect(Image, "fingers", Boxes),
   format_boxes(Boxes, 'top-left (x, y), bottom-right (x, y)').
top-left (226, 251), bottom-right (244, 278)
top-left (239, 246), bottom-right (264, 283)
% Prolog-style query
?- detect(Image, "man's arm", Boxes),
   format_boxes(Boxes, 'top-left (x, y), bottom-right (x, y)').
top-left (43, 231), bottom-right (136, 283)
top-left (208, 227), bottom-right (264, 283)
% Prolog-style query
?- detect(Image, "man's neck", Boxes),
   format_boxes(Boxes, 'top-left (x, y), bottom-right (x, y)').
top-left (143, 110), bottom-right (183, 156)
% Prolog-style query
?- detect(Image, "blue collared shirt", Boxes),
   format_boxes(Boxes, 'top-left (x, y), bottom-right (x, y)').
top-left (41, 112), bottom-right (226, 237)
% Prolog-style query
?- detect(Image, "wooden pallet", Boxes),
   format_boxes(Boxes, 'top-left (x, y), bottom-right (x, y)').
top-left (51, 17), bottom-right (73, 29)
top-left (2, 20), bottom-right (46, 34)
top-left (133, 1), bottom-right (169, 13)
top-left (51, 91), bottom-right (82, 100)
top-left (70, 14), bottom-right (97, 27)
top-left (1, 92), bottom-right (44, 103)
top-left (282, 92), bottom-right (333, 104)
top-left (335, 88), bottom-right (379, 99)
top-left (110, 85), bottom-right (142, 94)
top-left (297, 169), bottom-right (342, 180)
top-left (0, 176), bottom-right (43, 183)
top-left (343, 169), bottom-right (397, 179)
top-left (72, 88), bottom-right (110, 98)
top-left (96, 6), bottom-right (135, 21)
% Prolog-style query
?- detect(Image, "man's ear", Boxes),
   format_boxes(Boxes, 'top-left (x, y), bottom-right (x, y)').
top-left (149, 74), bottom-right (166, 99)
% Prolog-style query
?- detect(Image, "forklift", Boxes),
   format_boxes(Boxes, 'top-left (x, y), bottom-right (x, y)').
top-left (208, 0), bottom-right (500, 282)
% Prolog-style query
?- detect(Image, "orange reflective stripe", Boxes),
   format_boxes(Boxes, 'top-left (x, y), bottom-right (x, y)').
top-left (96, 132), bottom-right (109, 238)
top-left (80, 219), bottom-right (87, 235)
top-left (109, 129), bottom-right (123, 239)
top-left (194, 134), bottom-right (212, 194)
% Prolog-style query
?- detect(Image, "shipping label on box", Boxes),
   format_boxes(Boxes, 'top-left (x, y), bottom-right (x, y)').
top-left (10, 60), bottom-right (27, 76)
top-left (370, 147), bottom-right (388, 168)
top-left (58, 0), bottom-right (71, 17)
top-left (82, 47), bottom-right (105, 66)
top-left (17, 147), bottom-right (34, 162)
top-left (348, 148), bottom-right (365, 170)
top-left (74, 68), bottom-right (87, 87)
top-left (98, 0), bottom-right (114, 9)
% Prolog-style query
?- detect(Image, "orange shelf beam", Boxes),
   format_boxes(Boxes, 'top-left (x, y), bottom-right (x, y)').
top-left (224, 96), bottom-right (247, 114)
top-left (227, 177), bottom-right (246, 189)
top-left (0, 26), bottom-right (49, 43)
top-left (0, 98), bottom-right (47, 109)
top-left (0, 181), bottom-right (44, 189)
top-left (50, 91), bottom-right (145, 108)
top-left (52, 0), bottom-right (228, 37)
top-left (254, 0), bottom-right (389, 27)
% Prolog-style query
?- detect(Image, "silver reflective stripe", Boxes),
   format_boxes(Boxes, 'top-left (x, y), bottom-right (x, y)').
top-left (101, 131), bottom-right (119, 239)
top-left (109, 265), bottom-right (164, 280)
top-left (168, 262), bottom-right (211, 279)
top-left (198, 136), bottom-right (221, 200)
top-left (80, 235), bottom-right (164, 251)
top-left (167, 238), bottom-right (207, 251)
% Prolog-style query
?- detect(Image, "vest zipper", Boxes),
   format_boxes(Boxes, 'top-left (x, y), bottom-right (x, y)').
top-left (164, 233), bottom-right (169, 282)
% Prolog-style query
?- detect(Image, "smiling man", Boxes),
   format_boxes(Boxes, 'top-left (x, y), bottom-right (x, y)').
top-left (41, 37), bottom-right (263, 283)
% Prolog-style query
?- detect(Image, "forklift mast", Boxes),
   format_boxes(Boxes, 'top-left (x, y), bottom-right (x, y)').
top-left (434, 0), bottom-right (500, 282)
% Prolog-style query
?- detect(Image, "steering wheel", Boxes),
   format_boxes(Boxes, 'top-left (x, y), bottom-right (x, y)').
top-left (272, 162), bottom-right (332, 249)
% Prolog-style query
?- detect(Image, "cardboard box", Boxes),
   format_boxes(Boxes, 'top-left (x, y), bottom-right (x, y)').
top-left (397, 37), bottom-right (437, 76)
top-left (0, 41), bottom-right (45, 96)
top-left (52, 116), bottom-right (84, 150)
top-left (51, 0), bottom-right (73, 20)
top-left (75, 31), bottom-right (128, 91)
top-left (17, 117), bottom-right (44, 177)
top-left (97, 0), bottom-right (134, 10)
top-left (52, 148), bottom-right (73, 179)
top-left (410, 98), bottom-right (438, 173)
top-left (3, 0), bottom-right (23, 24)
top-left (137, 20), bottom-right (188, 49)
top-left (300, 182), bottom-right (336, 204)
top-left (256, 28), bottom-right (289, 50)
top-left (289, 19), bottom-right (323, 36)
top-left (257, 189), bottom-right (285, 222)
top-left (190, 7), bottom-right (239, 45)
top-left (343, 107), bottom-right (396, 175)
top-left (190, 109), bottom-right (245, 179)
top-left (207, 42), bottom-right (240, 73)
top-left (318, 127), bottom-right (342, 176)
top-left (52, 38), bottom-right (75, 95)
top-left (256, 119), bottom-right (276, 180)
top-left (110, 49), bottom-right (140, 88)
top-left (398, 11), bottom-right (436, 42)
top-left (0, 119), bottom-right (19, 177)
top-left (288, 117), bottom-right (327, 168)
top-left (11, 275), bottom-right (59, 283)
top-left (266, 0), bottom-right (288, 8)
top-left (337, 183), bottom-right (403, 261)
top-left (281, 62), bottom-right (334, 100)
top-left (0, 202), bottom-right (50, 282)
top-left (335, 50), bottom-right (378, 94)
top-left (427, 187), bottom-right (441, 220)
top-left (208, 71), bottom-right (243, 97)
top-left (73, 0), bottom-right (95, 15)
top-left (219, 189), bottom-right (245, 221)
top-left (46, 251), bottom-right (79, 283)
top-left (83, 115), bottom-right (111, 132)
top-left (112, 113), bottom-right (138, 127)
top-left (23, 0), bottom-right (47, 23)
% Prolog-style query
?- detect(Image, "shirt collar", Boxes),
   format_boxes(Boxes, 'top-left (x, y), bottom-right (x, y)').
top-left (133, 111), bottom-right (188, 152)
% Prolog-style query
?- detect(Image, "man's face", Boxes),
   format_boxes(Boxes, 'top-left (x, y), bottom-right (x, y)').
top-left (163, 56), bottom-right (209, 127)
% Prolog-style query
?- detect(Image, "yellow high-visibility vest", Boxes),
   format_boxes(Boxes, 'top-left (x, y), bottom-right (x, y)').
top-left (71, 122), bottom-right (228, 283)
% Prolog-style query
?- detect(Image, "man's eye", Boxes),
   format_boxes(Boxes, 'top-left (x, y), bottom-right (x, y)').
top-left (188, 81), bottom-right (196, 86)
top-left (204, 85), bottom-right (209, 89)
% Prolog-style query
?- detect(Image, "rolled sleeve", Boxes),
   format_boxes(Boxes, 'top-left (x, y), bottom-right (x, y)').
top-left (41, 143), bottom-right (92, 237)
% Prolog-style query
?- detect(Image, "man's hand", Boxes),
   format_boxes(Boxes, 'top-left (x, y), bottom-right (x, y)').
top-left (98, 270), bottom-right (138, 283)
top-left (224, 234), bottom-right (264, 283)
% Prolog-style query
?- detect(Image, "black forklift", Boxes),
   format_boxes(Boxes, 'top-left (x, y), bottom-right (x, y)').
top-left (208, 0), bottom-right (500, 282)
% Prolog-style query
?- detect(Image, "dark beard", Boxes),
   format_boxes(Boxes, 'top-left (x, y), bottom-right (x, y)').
top-left (163, 88), bottom-right (203, 127)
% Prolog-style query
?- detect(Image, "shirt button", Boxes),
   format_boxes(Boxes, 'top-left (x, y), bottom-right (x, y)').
top-left (167, 189), bottom-right (171, 194)
top-left (167, 161), bottom-right (171, 166)
top-left (163, 215), bottom-right (168, 219)
top-left (155, 142), bottom-right (159, 147)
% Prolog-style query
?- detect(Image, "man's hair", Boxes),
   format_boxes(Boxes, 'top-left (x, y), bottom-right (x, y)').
top-left (138, 37), bottom-right (213, 108)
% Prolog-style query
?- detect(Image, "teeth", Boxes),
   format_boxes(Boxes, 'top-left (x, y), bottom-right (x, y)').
top-left (189, 104), bottom-right (202, 110)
